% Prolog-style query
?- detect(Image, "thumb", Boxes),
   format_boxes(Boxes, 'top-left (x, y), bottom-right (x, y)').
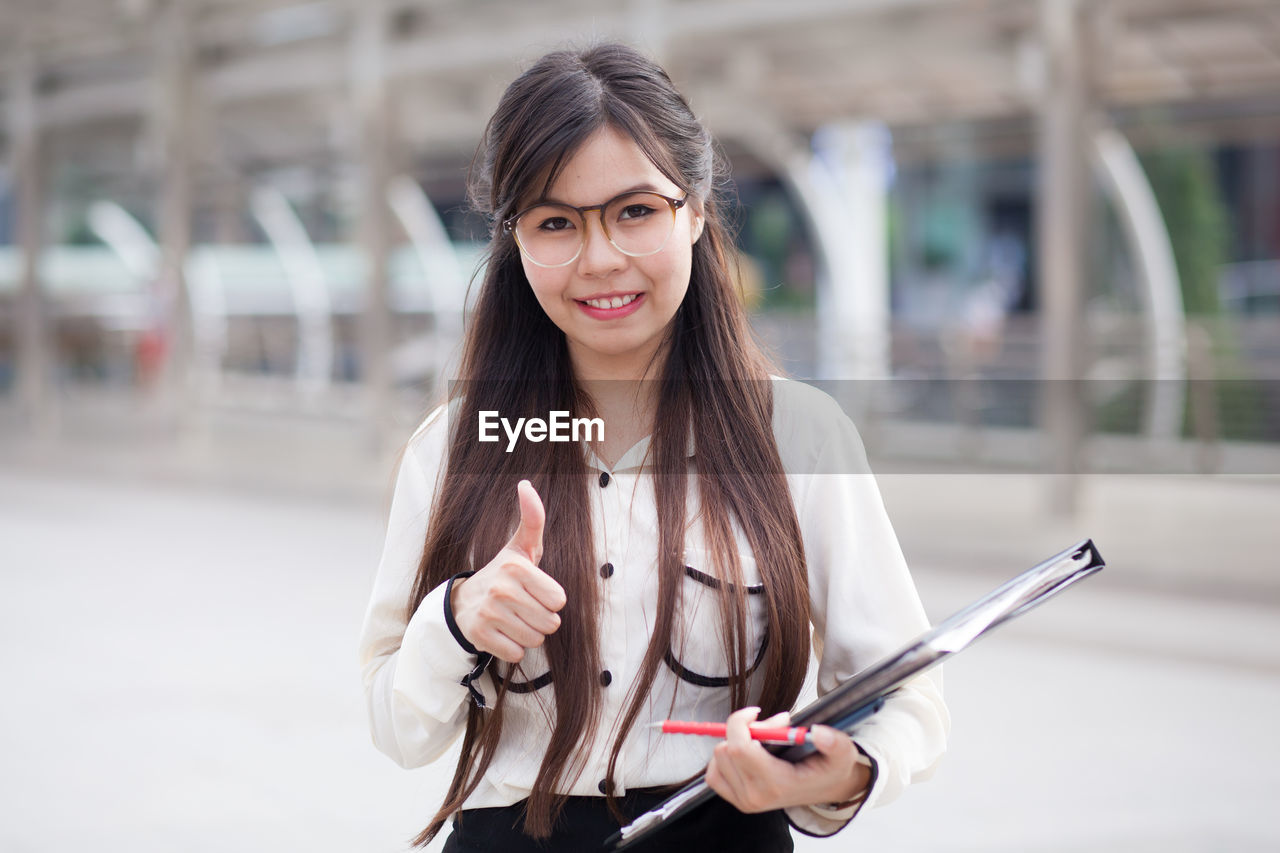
top-left (808, 725), bottom-right (847, 754)
top-left (509, 479), bottom-right (545, 563)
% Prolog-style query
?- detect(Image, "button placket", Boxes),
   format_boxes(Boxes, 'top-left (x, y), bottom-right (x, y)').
top-left (595, 468), bottom-right (632, 780)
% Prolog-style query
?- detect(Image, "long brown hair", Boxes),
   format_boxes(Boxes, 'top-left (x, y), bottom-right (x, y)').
top-left (406, 43), bottom-right (810, 843)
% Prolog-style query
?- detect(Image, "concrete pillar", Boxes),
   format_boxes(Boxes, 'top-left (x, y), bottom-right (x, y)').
top-left (213, 170), bottom-right (250, 244)
top-left (352, 0), bottom-right (395, 447)
top-left (1036, 0), bottom-right (1089, 515)
top-left (811, 121), bottom-right (893, 382)
top-left (151, 0), bottom-right (195, 429)
top-left (10, 40), bottom-right (56, 434)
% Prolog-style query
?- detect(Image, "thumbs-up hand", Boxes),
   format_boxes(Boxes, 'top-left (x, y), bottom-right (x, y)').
top-left (450, 480), bottom-right (567, 663)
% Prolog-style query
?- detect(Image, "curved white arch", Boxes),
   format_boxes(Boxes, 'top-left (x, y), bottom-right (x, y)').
top-left (87, 200), bottom-right (159, 282)
top-left (88, 200), bottom-right (228, 396)
top-left (386, 174), bottom-right (468, 384)
top-left (1090, 125), bottom-right (1187, 441)
top-left (250, 186), bottom-right (333, 398)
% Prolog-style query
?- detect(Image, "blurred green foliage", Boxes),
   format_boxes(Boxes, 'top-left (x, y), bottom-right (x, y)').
top-left (1140, 145), bottom-right (1230, 316)
top-left (1096, 141), bottom-right (1272, 442)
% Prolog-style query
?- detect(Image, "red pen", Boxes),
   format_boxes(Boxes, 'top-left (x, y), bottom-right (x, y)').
top-left (653, 720), bottom-right (809, 745)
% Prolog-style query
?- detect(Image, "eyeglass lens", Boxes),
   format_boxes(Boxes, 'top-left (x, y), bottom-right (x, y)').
top-left (513, 192), bottom-right (677, 267)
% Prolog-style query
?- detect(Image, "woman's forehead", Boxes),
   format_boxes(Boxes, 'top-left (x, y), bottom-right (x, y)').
top-left (537, 125), bottom-right (680, 207)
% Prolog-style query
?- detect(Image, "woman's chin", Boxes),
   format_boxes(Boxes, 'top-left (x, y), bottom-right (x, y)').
top-left (568, 339), bottom-right (661, 374)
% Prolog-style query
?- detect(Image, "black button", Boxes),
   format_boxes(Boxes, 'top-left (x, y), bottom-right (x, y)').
top-left (599, 670), bottom-right (613, 687)
top-left (600, 562), bottom-right (614, 579)
top-left (599, 471), bottom-right (611, 488)
top-left (598, 778), bottom-right (612, 794)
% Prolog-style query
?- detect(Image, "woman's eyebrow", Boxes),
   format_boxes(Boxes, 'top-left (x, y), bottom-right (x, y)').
top-left (540, 183), bottom-right (666, 206)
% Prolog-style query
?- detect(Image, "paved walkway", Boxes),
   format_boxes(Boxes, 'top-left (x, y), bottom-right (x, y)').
top-left (2, 465), bottom-right (1277, 852)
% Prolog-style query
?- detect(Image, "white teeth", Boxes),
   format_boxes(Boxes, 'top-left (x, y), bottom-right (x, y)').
top-left (585, 294), bottom-right (638, 310)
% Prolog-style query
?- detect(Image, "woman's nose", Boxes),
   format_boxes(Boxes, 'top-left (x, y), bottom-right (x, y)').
top-left (576, 211), bottom-right (626, 276)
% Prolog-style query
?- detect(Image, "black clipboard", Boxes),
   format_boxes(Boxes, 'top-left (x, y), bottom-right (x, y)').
top-left (607, 539), bottom-right (1106, 850)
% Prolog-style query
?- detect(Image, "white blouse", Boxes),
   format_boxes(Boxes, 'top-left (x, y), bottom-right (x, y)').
top-left (358, 377), bottom-right (949, 836)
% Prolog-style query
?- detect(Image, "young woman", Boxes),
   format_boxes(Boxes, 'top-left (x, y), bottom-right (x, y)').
top-left (359, 43), bottom-right (948, 852)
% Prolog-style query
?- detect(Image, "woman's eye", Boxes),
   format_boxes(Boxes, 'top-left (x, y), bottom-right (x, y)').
top-left (618, 204), bottom-right (656, 221)
top-left (536, 216), bottom-right (574, 232)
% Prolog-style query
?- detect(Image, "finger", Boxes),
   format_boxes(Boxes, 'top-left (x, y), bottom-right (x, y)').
top-left (705, 753), bottom-right (735, 804)
top-left (508, 595), bottom-right (562, 635)
top-left (518, 560), bottom-right (567, 613)
top-left (725, 706), bottom-right (762, 744)
top-left (508, 480), bottom-right (545, 563)
top-left (751, 711), bottom-right (791, 732)
top-left (493, 551), bottom-right (566, 616)
top-left (494, 607), bottom-right (554, 649)
top-left (807, 725), bottom-right (853, 757)
top-left (710, 743), bottom-right (751, 809)
top-left (480, 628), bottom-right (528, 663)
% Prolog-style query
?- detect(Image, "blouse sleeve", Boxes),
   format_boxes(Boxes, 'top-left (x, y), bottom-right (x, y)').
top-left (781, 390), bottom-right (950, 837)
top-left (357, 406), bottom-right (481, 768)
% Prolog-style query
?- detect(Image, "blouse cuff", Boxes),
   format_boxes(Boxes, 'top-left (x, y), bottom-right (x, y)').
top-left (443, 571), bottom-right (481, 654)
top-left (397, 581), bottom-right (493, 716)
top-left (784, 740), bottom-right (882, 838)
top-left (441, 571), bottom-right (494, 708)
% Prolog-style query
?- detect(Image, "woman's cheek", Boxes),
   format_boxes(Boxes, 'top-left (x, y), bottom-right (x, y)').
top-left (525, 272), bottom-right (570, 324)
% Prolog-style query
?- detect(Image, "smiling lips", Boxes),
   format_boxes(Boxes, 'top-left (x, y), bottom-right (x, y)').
top-left (582, 293), bottom-right (639, 309)
top-left (576, 292), bottom-right (644, 320)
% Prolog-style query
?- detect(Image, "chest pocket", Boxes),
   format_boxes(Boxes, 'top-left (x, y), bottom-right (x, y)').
top-left (492, 646), bottom-right (553, 694)
top-left (665, 547), bottom-right (770, 687)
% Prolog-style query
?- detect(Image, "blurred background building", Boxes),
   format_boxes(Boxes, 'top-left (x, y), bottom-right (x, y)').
top-left (3, 0), bottom-right (1278, 488)
top-left (2, 2), bottom-right (1278, 851)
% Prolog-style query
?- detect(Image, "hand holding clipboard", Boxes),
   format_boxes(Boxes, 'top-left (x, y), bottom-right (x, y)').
top-left (607, 539), bottom-right (1106, 850)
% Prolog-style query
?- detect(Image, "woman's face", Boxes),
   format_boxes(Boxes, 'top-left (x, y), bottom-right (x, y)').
top-left (516, 125), bottom-right (704, 381)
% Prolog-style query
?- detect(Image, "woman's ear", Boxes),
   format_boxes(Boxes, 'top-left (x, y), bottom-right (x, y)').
top-left (690, 205), bottom-right (706, 244)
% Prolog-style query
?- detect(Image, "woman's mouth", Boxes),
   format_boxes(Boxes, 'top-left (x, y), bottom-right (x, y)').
top-left (583, 294), bottom-right (639, 309)
top-left (576, 292), bottom-right (644, 320)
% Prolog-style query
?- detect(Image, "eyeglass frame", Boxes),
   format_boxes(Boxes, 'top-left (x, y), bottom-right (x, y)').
top-left (501, 190), bottom-right (689, 268)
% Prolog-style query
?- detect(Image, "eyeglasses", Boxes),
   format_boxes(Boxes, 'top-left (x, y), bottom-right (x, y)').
top-left (502, 191), bottom-right (688, 268)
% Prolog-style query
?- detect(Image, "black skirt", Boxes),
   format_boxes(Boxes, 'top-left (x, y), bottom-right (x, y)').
top-left (441, 789), bottom-right (793, 853)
